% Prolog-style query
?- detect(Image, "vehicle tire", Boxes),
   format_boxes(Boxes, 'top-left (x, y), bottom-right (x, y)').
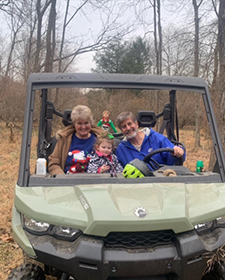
top-left (202, 267), bottom-right (225, 280)
top-left (8, 263), bottom-right (46, 280)
top-left (214, 261), bottom-right (225, 280)
top-left (202, 271), bottom-right (221, 280)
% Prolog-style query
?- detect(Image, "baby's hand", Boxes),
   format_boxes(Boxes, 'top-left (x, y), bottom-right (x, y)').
top-left (100, 164), bottom-right (110, 173)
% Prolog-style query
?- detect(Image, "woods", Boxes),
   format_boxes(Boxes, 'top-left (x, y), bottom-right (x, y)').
top-left (0, 0), bottom-right (225, 154)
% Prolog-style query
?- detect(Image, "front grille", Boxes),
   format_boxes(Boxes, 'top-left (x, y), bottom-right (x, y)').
top-left (103, 230), bottom-right (175, 249)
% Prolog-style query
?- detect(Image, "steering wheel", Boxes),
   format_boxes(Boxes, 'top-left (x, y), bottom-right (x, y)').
top-left (143, 148), bottom-right (175, 171)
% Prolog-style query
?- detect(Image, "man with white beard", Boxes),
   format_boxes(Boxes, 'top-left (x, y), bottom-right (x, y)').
top-left (116, 111), bottom-right (185, 169)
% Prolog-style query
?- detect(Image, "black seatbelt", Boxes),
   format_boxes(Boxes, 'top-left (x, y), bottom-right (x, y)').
top-left (159, 103), bottom-right (170, 135)
top-left (38, 90), bottom-right (47, 158)
top-left (159, 103), bottom-right (176, 141)
top-left (175, 103), bottom-right (179, 141)
top-left (45, 102), bottom-right (54, 159)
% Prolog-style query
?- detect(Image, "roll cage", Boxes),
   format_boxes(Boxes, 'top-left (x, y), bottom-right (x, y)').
top-left (18, 73), bottom-right (225, 186)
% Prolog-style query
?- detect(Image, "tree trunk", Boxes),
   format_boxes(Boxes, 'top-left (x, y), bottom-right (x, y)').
top-left (208, 41), bottom-right (219, 171)
top-left (192, 0), bottom-right (201, 147)
top-left (34, 0), bottom-right (52, 72)
top-left (157, 0), bottom-right (162, 75)
top-left (44, 0), bottom-right (56, 72)
top-left (218, 0), bottom-right (225, 146)
top-left (153, 0), bottom-right (162, 131)
top-left (208, 0), bottom-right (225, 171)
top-left (34, 0), bottom-right (42, 72)
top-left (58, 0), bottom-right (70, 73)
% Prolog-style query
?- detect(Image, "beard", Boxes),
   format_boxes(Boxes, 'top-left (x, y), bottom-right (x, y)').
top-left (126, 129), bottom-right (138, 139)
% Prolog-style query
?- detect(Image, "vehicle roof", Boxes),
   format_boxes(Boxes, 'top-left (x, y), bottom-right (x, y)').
top-left (27, 73), bottom-right (208, 92)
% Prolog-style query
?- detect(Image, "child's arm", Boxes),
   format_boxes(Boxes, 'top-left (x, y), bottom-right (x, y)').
top-left (97, 119), bottom-right (103, 127)
top-left (109, 120), bottom-right (117, 133)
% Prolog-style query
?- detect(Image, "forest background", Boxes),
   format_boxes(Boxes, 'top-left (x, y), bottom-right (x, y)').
top-left (0, 0), bottom-right (225, 165)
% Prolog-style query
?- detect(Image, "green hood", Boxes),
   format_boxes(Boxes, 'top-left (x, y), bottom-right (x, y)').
top-left (15, 182), bottom-right (225, 235)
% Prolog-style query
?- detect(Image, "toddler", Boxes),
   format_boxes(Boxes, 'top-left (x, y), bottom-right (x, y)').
top-left (87, 132), bottom-right (123, 176)
top-left (97, 110), bottom-right (117, 133)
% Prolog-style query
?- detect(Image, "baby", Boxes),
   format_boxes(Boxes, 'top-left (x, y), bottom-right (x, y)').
top-left (87, 132), bottom-right (123, 176)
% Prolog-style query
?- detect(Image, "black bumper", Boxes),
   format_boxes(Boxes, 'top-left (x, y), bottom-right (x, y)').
top-left (25, 228), bottom-right (225, 280)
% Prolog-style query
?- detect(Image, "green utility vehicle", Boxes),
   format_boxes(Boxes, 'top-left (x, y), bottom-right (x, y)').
top-left (8, 73), bottom-right (225, 280)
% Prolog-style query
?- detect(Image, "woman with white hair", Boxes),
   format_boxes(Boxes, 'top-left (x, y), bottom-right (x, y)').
top-left (48, 105), bottom-right (103, 175)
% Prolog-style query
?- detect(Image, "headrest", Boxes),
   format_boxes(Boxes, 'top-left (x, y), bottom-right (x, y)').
top-left (137, 111), bottom-right (156, 127)
top-left (62, 109), bottom-right (72, 126)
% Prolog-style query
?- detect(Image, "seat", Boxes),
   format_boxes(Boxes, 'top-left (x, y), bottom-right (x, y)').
top-left (47, 109), bottom-right (72, 159)
top-left (136, 110), bottom-right (185, 166)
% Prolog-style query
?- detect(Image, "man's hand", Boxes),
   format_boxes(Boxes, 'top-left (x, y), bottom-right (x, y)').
top-left (173, 146), bottom-right (184, 158)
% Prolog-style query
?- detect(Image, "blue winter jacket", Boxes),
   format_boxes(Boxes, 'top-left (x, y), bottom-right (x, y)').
top-left (116, 128), bottom-right (185, 169)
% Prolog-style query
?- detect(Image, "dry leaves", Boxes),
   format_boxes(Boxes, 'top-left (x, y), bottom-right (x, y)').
top-left (0, 234), bottom-right (14, 243)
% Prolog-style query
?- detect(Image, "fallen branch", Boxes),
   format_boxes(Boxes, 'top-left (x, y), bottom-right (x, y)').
top-left (202, 244), bottom-right (225, 276)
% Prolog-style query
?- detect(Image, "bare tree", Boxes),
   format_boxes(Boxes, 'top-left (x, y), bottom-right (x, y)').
top-left (0, 0), bottom-right (221, 128)
top-left (0, 0), bottom-right (137, 76)
top-left (55, 0), bottom-right (136, 72)
top-left (0, 0), bottom-right (10, 9)
top-left (217, 0), bottom-right (225, 144)
top-left (153, 0), bottom-right (162, 130)
top-left (22, 0), bottom-right (37, 81)
top-left (0, 1), bottom-right (29, 78)
top-left (58, 0), bottom-right (89, 72)
top-left (162, 27), bottom-right (194, 76)
top-left (207, 0), bottom-right (225, 170)
top-left (157, 0), bottom-right (162, 75)
top-left (192, 0), bottom-right (203, 147)
top-left (44, 0), bottom-right (56, 72)
top-left (34, 0), bottom-right (52, 72)
top-left (58, 0), bottom-right (70, 73)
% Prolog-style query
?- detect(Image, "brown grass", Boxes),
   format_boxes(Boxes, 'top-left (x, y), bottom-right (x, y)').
top-left (0, 121), bottom-right (23, 280)
top-left (179, 128), bottom-right (211, 171)
top-left (0, 121), bottom-right (211, 280)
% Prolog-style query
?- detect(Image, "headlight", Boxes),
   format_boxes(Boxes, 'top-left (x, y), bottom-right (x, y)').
top-left (194, 221), bottom-right (214, 233)
top-left (22, 215), bottom-right (82, 241)
top-left (53, 226), bottom-right (81, 240)
top-left (24, 215), bottom-right (50, 232)
top-left (195, 217), bottom-right (225, 234)
top-left (216, 217), bottom-right (225, 226)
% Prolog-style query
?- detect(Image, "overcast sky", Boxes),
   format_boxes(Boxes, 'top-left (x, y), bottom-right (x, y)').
top-left (73, 2), bottom-right (189, 73)
top-left (0, 1), bottom-right (195, 74)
